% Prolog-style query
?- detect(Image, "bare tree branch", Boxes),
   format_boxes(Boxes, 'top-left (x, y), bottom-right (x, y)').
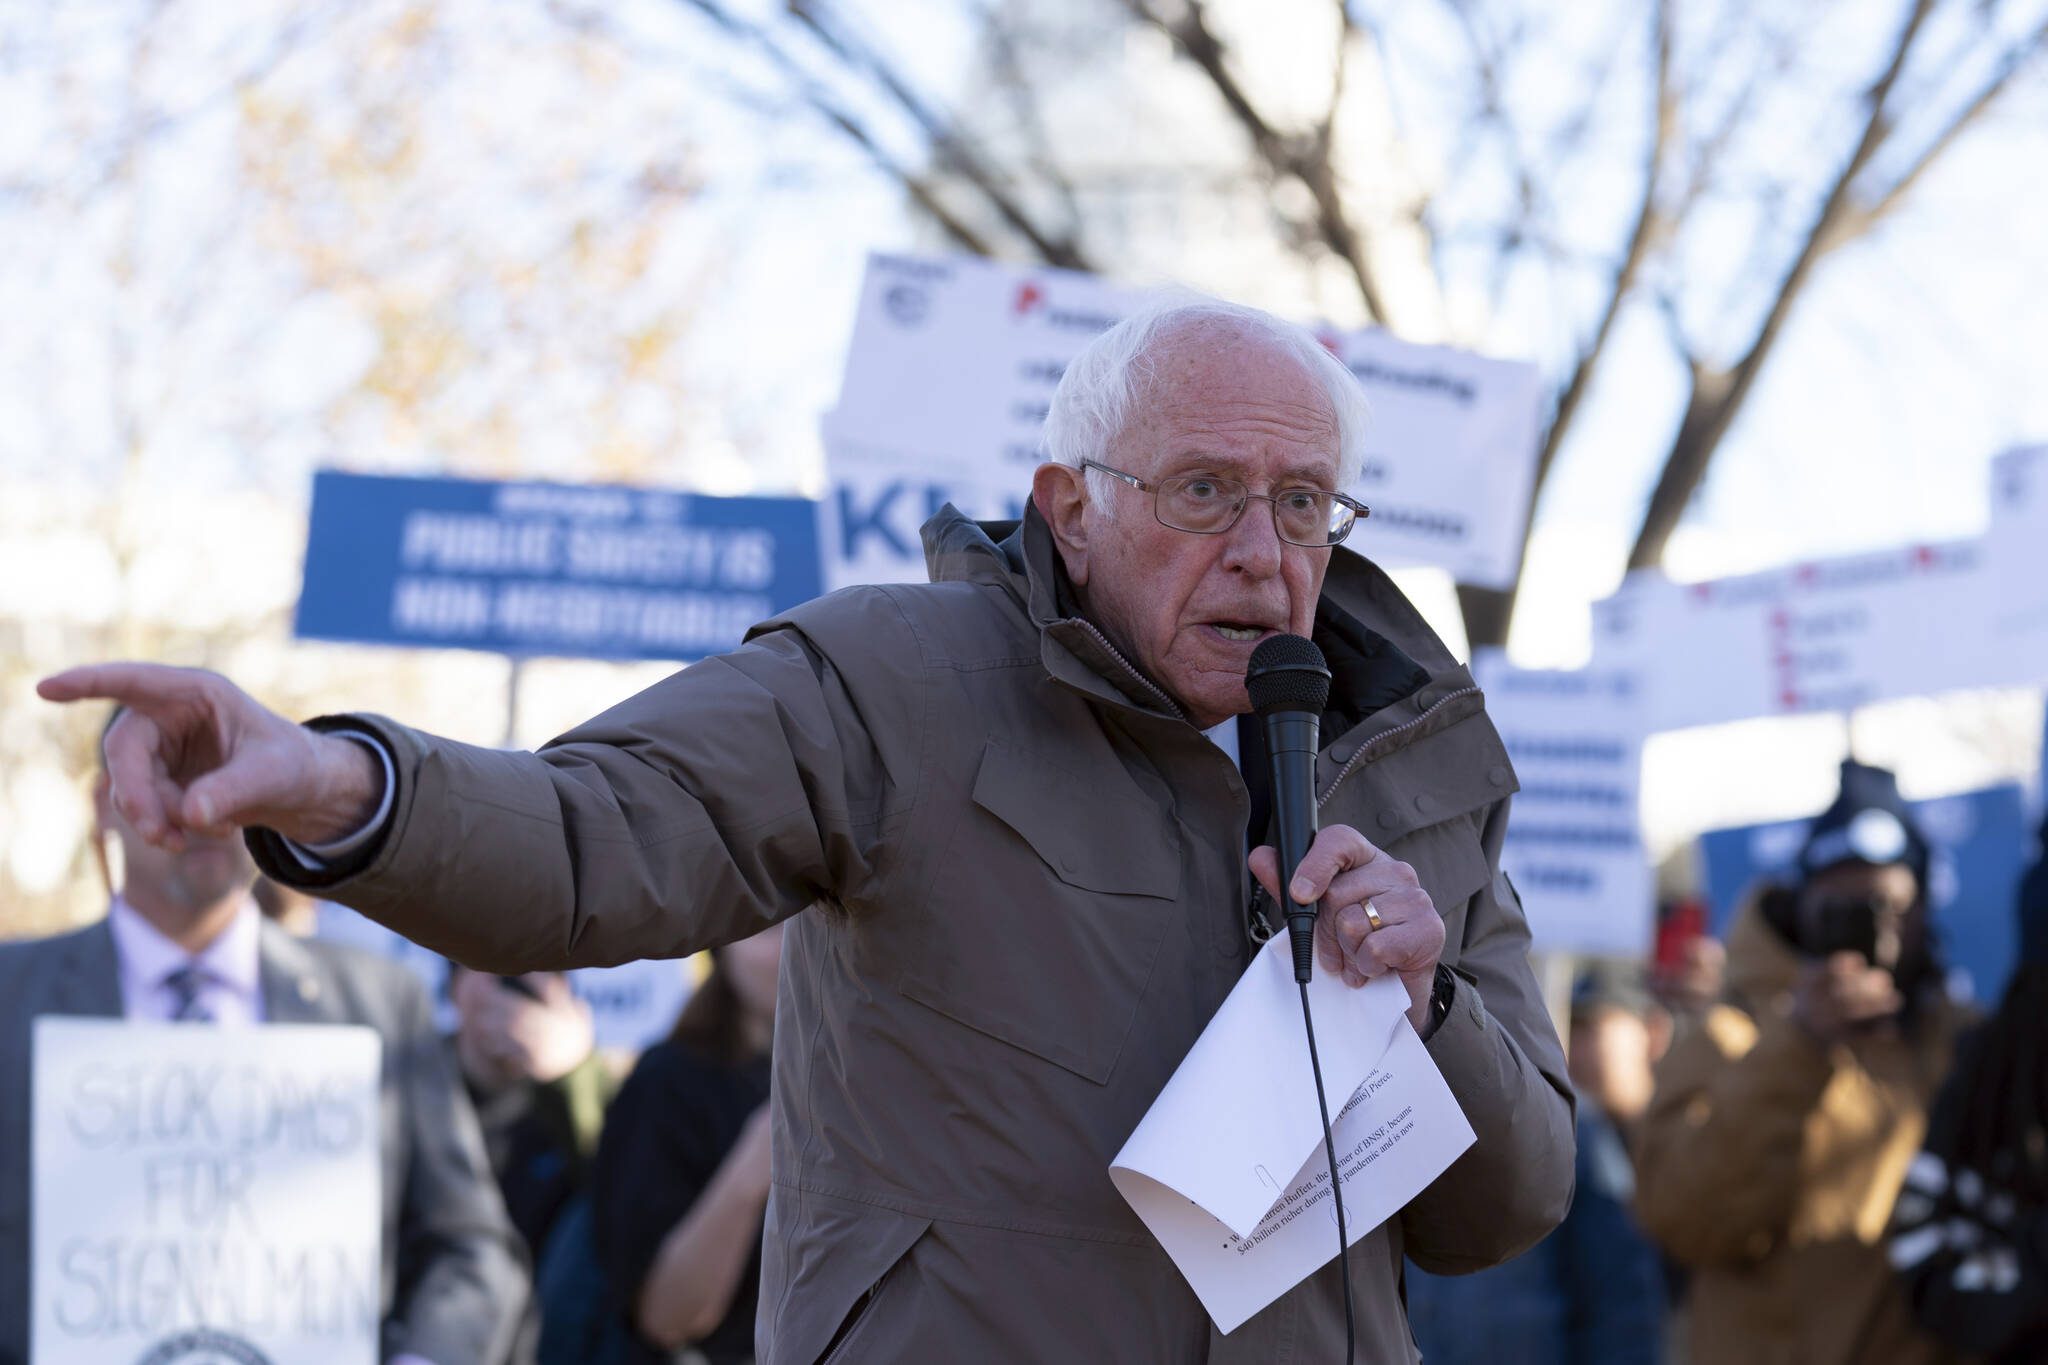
top-left (676, 0), bottom-right (1000, 257)
top-left (1317, 0), bottom-right (1357, 156)
top-left (1457, 0), bottom-right (1672, 648)
top-left (1836, 9), bottom-right (2048, 242)
top-left (1123, 0), bottom-right (1391, 321)
top-left (592, 0), bottom-right (2038, 648)
top-left (1628, 0), bottom-right (1938, 571)
top-left (981, 7), bottom-right (1088, 244)
top-left (1538, 5), bottom-right (1637, 174)
top-left (1666, 11), bottom-right (1809, 221)
top-left (786, 0), bottom-right (1089, 267)
top-left (1441, 0), bottom-right (1537, 322)
top-left (8, 0), bottom-right (342, 205)
top-left (1648, 284), bottom-right (1697, 363)
top-left (1538, 0), bottom-right (1672, 494)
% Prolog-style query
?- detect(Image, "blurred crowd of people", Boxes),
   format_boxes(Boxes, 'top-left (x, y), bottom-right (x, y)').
top-left (1411, 759), bottom-right (2048, 1365)
top-left (3, 725), bottom-right (2045, 1364)
top-left (445, 926), bottom-right (783, 1365)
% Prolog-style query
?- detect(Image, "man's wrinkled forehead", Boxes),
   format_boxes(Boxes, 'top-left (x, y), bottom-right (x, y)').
top-left (1123, 327), bottom-right (1339, 477)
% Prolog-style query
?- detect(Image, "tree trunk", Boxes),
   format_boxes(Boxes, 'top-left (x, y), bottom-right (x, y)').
top-left (1457, 582), bottom-right (1515, 653)
top-left (1629, 368), bottom-right (1736, 571)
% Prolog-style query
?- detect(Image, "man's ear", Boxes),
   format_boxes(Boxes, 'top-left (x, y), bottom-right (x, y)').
top-left (90, 772), bottom-right (118, 897)
top-left (1031, 462), bottom-right (1091, 588)
top-left (91, 771), bottom-right (115, 835)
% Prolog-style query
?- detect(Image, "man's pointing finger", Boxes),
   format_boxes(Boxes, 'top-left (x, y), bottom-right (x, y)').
top-left (39, 661), bottom-right (202, 711)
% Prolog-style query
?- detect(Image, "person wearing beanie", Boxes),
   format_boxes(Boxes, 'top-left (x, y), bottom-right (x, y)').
top-left (1633, 759), bottom-right (1976, 1365)
top-left (1887, 816), bottom-right (2048, 1363)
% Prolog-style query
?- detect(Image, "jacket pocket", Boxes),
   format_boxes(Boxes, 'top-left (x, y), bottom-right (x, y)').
top-left (1323, 710), bottom-right (1508, 958)
top-left (1392, 819), bottom-right (1495, 956)
top-left (817, 1250), bottom-right (910, 1365)
top-left (896, 738), bottom-right (1182, 1084)
top-left (763, 1195), bottom-right (929, 1365)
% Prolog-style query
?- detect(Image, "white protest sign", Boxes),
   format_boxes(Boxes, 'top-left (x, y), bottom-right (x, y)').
top-left (820, 416), bottom-right (1032, 591)
top-left (1314, 325), bottom-right (1546, 588)
top-left (1473, 650), bottom-right (1652, 956)
top-left (565, 958), bottom-right (694, 1052)
top-left (1587, 570), bottom-right (1663, 677)
top-left (32, 1019), bottom-right (381, 1365)
top-left (1987, 446), bottom-right (2048, 686)
top-left (1110, 935), bottom-right (1473, 1333)
top-left (1590, 541), bottom-right (2000, 732)
top-left (835, 253), bottom-right (1145, 483)
top-left (826, 251), bottom-right (1545, 590)
top-left (311, 902), bottom-right (693, 1050)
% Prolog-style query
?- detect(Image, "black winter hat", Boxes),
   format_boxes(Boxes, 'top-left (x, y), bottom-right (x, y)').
top-left (1796, 759), bottom-right (1931, 889)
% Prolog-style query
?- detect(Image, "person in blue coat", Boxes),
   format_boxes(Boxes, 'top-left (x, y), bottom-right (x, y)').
top-left (1408, 964), bottom-right (1669, 1364)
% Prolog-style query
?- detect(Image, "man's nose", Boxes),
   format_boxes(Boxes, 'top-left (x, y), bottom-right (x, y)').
top-left (1219, 499), bottom-right (1284, 575)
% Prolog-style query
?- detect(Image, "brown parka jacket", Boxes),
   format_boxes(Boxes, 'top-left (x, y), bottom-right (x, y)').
top-left (1634, 896), bottom-right (1975, 1365)
top-left (254, 504), bottom-right (1574, 1363)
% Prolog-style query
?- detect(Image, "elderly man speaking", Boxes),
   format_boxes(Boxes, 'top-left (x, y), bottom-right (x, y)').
top-left (45, 297), bottom-right (1573, 1362)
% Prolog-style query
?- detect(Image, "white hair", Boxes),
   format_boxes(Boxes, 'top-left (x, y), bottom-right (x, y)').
top-left (1040, 293), bottom-right (1370, 509)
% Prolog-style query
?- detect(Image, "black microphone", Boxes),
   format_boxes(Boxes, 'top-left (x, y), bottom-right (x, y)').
top-left (1249, 634), bottom-right (1358, 1358)
top-left (1246, 634), bottom-right (1332, 985)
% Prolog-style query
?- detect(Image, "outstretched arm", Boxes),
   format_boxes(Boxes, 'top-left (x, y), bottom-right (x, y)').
top-left (43, 587), bottom-right (925, 972)
top-left (39, 663), bottom-right (384, 846)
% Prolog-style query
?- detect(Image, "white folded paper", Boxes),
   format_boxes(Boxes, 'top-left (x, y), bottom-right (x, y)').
top-left (1110, 933), bottom-right (1475, 1333)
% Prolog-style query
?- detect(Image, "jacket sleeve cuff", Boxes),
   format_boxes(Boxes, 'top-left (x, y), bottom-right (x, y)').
top-left (277, 729), bottom-right (396, 866)
top-left (1417, 963), bottom-right (1456, 1042)
top-left (1421, 965), bottom-right (1482, 1059)
top-left (245, 715), bottom-right (406, 888)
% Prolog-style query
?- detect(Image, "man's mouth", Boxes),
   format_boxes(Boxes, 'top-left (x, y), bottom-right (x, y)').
top-left (1208, 622), bottom-right (1273, 643)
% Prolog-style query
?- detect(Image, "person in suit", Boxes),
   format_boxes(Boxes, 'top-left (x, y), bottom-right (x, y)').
top-left (0, 714), bottom-right (528, 1365)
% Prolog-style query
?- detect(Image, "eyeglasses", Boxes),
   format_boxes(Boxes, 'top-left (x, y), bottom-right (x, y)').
top-left (1081, 460), bottom-right (1368, 548)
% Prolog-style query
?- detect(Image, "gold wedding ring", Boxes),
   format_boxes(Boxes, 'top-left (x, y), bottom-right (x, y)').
top-left (1362, 901), bottom-right (1386, 932)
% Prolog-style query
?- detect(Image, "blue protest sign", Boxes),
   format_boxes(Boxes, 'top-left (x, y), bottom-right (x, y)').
top-left (1698, 783), bottom-right (2029, 1002)
top-left (296, 471), bottom-right (823, 661)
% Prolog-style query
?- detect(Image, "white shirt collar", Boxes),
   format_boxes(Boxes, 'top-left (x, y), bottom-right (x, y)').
top-left (1204, 717), bottom-right (1243, 773)
top-left (108, 894), bottom-right (265, 1022)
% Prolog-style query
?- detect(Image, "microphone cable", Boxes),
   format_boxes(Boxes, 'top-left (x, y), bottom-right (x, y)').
top-left (1298, 978), bottom-right (1356, 1363)
top-left (1248, 633), bottom-right (1356, 1362)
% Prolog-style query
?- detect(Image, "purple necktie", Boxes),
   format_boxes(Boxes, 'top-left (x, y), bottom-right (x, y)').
top-left (162, 964), bottom-right (214, 1022)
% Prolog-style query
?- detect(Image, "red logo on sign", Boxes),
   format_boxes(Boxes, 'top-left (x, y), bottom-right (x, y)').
top-left (1014, 282), bottom-right (1045, 317)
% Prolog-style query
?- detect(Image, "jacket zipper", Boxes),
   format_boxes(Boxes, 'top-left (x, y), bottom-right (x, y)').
top-left (822, 1276), bottom-right (887, 1362)
top-left (1064, 618), bottom-right (1187, 721)
top-left (1316, 685), bottom-right (1481, 809)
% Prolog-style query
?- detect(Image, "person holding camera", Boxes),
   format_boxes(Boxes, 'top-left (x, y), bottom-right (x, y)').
top-left (1633, 760), bottom-right (1975, 1365)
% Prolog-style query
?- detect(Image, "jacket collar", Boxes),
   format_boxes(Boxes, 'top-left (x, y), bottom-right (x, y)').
top-left (920, 501), bottom-right (1453, 740)
top-left (257, 921), bottom-right (339, 1024)
top-left (44, 913), bottom-right (337, 1024)
top-left (44, 920), bottom-right (126, 1019)
top-left (107, 895), bottom-right (264, 1016)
